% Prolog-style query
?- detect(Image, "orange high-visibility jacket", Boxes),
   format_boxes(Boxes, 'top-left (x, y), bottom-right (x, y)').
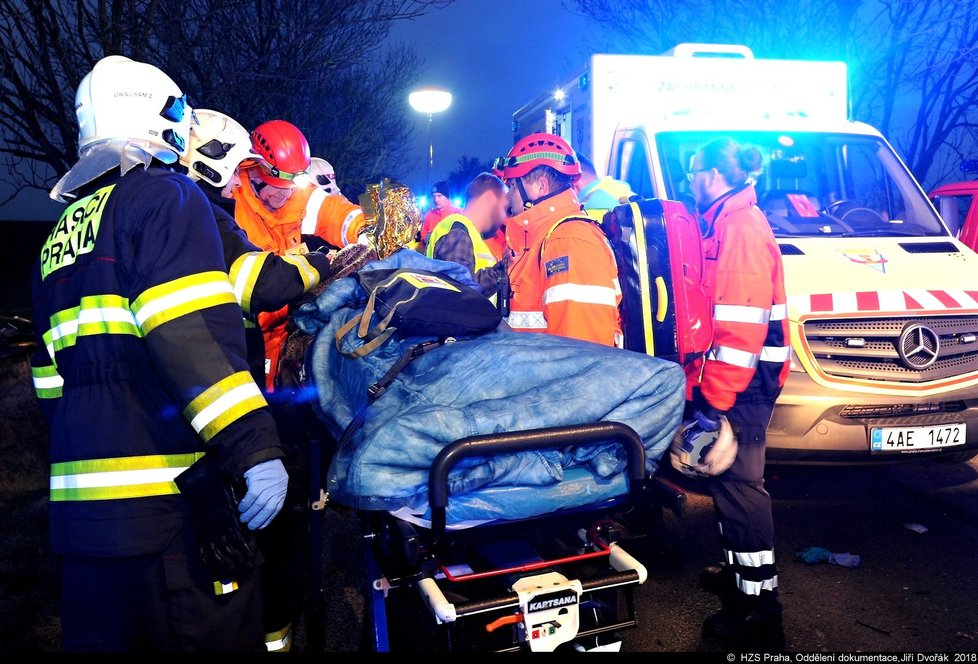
top-left (505, 188), bottom-right (622, 347)
top-left (684, 184), bottom-right (790, 411)
top-left (230, 175), bottom-right (364, 390)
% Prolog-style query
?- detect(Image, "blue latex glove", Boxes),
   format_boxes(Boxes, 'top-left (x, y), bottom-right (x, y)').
top-left (693, 404), bottom-right (725, 432)
top-left (239, 459), bottom-right (288, 530)
top-left (795, 546), bottom-right (832, 564)
top-left (828, 552), bottom-right (861, 568)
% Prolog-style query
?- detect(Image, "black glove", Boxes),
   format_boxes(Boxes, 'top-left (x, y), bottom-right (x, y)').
top-left (175, 454), bottom-right (258, 580)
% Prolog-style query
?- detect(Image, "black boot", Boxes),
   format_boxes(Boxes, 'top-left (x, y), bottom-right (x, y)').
top-left (703, 589), bottom-right (784, 648)
top-left (699, 562), bottom-right (735, 597)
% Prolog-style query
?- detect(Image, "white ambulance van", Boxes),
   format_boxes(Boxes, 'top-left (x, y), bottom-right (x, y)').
top-left (514, 43), bottom-right (978, 464)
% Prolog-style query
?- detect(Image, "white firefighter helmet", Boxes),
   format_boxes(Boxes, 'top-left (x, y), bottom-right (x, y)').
top-left (308, 156), bottom-right (342, 196)
top-left (183, 109), bottom-right (263, 187)
top-left (75, 55), bottom-right (193, 162)
top-left (669, 415), bottom-right (737, 478)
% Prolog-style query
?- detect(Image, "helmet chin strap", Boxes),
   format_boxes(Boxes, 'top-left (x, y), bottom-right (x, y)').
top-left (518, 179), bottom-right (571, 209)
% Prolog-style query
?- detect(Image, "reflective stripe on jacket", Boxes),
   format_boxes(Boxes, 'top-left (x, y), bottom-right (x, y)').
top-left (230, 172), bottom-right (363, 390)
top-left (30, 167), bottom-right (284, 557)
top-left (505, 188), bottom-right (622, 347)
top-left (684, 184), bottom-right (790, 411)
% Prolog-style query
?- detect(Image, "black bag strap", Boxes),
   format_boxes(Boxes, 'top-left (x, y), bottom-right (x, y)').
top-left (333, 339), bottom-right (446, 453)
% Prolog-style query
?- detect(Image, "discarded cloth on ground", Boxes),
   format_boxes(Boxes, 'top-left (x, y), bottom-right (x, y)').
top-left (293, 249), bottom-right (687, 525)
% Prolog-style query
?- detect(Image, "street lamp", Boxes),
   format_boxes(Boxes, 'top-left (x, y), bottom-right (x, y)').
top-left (408, 86), bottom-right (452, 191)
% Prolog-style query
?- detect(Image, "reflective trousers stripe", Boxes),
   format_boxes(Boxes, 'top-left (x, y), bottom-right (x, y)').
top-left (736, 573), bottom-right (779, 596)
top-left (725, 549), bottom-right (776, 567)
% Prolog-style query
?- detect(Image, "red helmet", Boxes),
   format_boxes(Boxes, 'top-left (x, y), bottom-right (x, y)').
top-left (499, 133), bottom-right (581, 183)
top-left (250, 119), bottom-right (311, 187)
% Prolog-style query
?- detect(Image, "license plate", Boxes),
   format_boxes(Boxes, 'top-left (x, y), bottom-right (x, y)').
top-left (870, 423), bottom-right (966, 453)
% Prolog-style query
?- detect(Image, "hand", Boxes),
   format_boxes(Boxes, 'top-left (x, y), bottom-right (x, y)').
top-left (692, 404), bottom-right (726, 432)
top-left (239, 459), bottom-right (288, 530)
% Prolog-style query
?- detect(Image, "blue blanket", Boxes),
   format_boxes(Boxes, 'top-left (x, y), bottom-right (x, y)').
top-left (294, 250), bottom-right (687, 524)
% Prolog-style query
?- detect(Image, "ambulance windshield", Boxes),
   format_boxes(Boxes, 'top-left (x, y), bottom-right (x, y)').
top-left (648, 131), bottom-right (946, 239)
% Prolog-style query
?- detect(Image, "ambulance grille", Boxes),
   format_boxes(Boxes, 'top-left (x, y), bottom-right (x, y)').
top-left (840, 402), bottom-right (966, 420)
top-left (803, 315), bottom-right (978, 382)
top-left (898, 242), bottom-right (960, 254)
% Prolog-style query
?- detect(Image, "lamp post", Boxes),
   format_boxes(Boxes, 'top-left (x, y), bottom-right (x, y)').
top-left (408, 86), bottom-right (452, 192)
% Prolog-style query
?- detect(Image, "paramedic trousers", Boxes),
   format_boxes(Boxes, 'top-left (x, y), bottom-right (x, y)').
top-left (59, 522), bottom-right (265, 652)
top-left (709, 399), bottom-right (780, 613)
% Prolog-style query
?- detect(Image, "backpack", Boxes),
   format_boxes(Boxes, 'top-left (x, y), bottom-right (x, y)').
top-left (334, 267), bottom-right (502, 359)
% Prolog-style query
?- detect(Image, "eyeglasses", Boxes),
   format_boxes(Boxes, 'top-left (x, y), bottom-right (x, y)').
top-left (686, 167), bottom-right (709, 183)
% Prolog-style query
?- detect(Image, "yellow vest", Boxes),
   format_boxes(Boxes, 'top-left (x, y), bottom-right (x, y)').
top-left (425, 213), bottom-right (496, 272)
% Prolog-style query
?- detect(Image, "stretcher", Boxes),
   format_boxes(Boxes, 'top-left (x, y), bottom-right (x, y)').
top-left (346, 421), bottom-right (683, 653)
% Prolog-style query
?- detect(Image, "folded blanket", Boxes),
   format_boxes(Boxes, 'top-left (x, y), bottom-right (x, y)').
top-left (294, 249), bottom-right (687, 522)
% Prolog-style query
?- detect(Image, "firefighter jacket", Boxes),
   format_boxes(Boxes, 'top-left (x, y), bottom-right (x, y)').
top-left (504, 188), bottom-right (622, 347)
top-left (201, 183), bottom-right (330, 387)
top-left (229, 174), bottom-right (363, 391)
top-left (684, 184), bottom-right (790, 411)
top-left (578, 176), bottom-right (635, 223)
top-left (30, 166), bottom-right (285, 557)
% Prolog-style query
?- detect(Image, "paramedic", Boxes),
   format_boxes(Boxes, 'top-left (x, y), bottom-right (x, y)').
top-left (227, 119), bottom-right (365, 392)
top-left (573, 152), bottom-right (635, 222)
top-left (498, 132), bottom-right (622, 347)
top-left (417, 180), bottom-right (462, 250)
top-left (685, 137), bottom-right (790, 642)
top-left (425, 172), bottom-right (510, 297)
top-left (180, 108), bottom-right (333, 388)
top-left (30, 55), bottom-right (287, 652)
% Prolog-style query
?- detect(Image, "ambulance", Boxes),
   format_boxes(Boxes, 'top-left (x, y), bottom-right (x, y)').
top-left (513, 43), bottom-right (978, 464)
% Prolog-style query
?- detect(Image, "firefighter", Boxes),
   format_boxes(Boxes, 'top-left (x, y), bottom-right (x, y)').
top-left (181, 108), bottom-right (333, 388)
top-left (31, 55), bottom-right (288, 652)
top-left (425, 172), bottom-right (510, 297)
top-left (307, 156), bottom-right (343, 198)
top-left (227, 119), bottom-right (365, 392)
top-left (573, 152), bottom-right (635, 222)
top-left (684, 137), bottom-right (790, 643)
top-left (497, 132), bottom-right (622, 346)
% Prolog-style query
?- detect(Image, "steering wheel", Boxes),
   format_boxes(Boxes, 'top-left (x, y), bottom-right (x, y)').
top-left (821, 199), bottom-right (887, 228)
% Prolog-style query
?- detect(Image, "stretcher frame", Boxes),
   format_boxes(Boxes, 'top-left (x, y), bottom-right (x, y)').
top-left (347, 421), bottom-right (675, 652)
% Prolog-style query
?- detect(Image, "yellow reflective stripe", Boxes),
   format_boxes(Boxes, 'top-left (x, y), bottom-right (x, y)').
top-left (49, 452), bottom-right (205, 502)
top-left (214, 580), bottom-right (239, 595)
top-left (229, 251), bottom-right (269, 314)
top-left (42, 294), bottom-right (140, 356)
top-left (185, 371), bottom-right (267, 442)
top-left (32, 364), bottom-right (64, 399)
top-left (281, 254), bottom-right (320, 291)
top-left (131, 271), bottom-right (237, 335)
top-left (264, 624), bottom-right (292, 652)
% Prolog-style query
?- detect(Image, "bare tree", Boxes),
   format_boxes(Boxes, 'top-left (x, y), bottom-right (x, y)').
top-left (0, 0), bottom-right (453, 205)
top-left (446, 154), bottom-right (488, 198)
top-left (568, 0), bottom-right (978, 188)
